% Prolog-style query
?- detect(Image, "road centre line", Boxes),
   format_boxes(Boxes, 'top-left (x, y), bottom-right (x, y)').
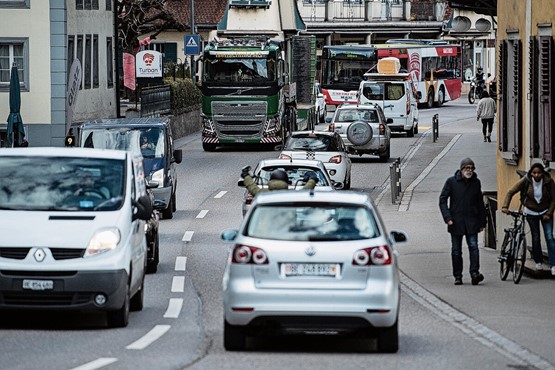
top-left (214, 191), bottom-right (227, 198)
top-left (196, 210), bottom-right (209, 218)
top-left (69, 358), bottom-right (118, 370)
top-left (163, 298), bottom-right (183, 318)
top-left (182, 231), bottom-right (194, 242)
top-left (126, 325), bottom-right (171, 350)
top-left (171, 276), bottom-right (185, 292)
top-left (175, 256), bottom-right (187, 271)
top-left (400, 272), bottom-right (553, 369)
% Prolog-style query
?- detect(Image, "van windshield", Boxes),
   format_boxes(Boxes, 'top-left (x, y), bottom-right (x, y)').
top-left (81, 127), bottom-right (165, 159)
top-left (362, 82), bottom-right (405, 101)
top-left (0, 156), bottom-right (125, 211)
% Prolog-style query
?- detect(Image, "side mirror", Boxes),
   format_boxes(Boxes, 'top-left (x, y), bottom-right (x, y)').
top-left (173, 149), bottom-right (183, 164)
top-left (237, 179), bottom-right (245, 187)
top-left (221, 228), bottom-right (238, 242)
top-left (333, 182), bottom-right (344, 190)
top-left (390, 230), bottom-right (408, 244)
top-left (146, 180), bottom-right (159, 189)
top-left (132, 195), bottom-right (153, 221)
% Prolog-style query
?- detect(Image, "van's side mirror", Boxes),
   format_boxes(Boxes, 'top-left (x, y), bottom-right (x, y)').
top-left (132, 195), bottom-right (153, 221)
top-left (173, 149), bottom-right (183, 164)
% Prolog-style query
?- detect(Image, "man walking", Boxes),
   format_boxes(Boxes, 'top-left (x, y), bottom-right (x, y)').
top-left (476, 90), bottom-right (496, 142)
top-left (439, 158), bottom-right (487, 285)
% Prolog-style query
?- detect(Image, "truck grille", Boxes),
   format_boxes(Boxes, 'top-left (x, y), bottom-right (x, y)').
top-left (212, 101), bottom-right (267, 138)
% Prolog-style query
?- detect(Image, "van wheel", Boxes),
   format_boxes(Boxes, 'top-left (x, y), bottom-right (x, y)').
top-left (171, 191), bottom-right (176, 212)
top-left (413, 121), bottom-right (419, 134)
top-left (107, 284), bottom-right (130, 328)
top-left (130, 276), bottom-right (145, 312)
top-left (426, 89), bottom-right (434, 109)
top-left (146, 233), bottom-right (159, 274)
top-left (406, 127), bottom-right (414, 138)
top-left (435, 87), bottom-right (445, 107)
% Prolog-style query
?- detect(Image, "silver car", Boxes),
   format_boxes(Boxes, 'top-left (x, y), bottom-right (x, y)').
top-left (329, 103), bottom-right (391, 162)
top-left (221, 190), bottom-right (407, 352)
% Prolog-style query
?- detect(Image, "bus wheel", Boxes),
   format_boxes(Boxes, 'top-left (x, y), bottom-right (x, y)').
top-left (426, 89), bottom-right (434, 109)
top-left (435, 87), bottom-right (445, 107)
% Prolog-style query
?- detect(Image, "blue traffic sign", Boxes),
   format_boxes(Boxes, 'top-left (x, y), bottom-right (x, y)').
top-left (185, 34), bottom-right (200, 55)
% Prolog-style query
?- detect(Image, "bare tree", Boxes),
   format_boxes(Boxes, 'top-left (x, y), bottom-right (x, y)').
top-left (117, 0), bottom-right (185, 53)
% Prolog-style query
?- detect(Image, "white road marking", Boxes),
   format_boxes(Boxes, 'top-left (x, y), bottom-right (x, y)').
top-left (69, 358), bottom-right (117, 370)
top-left (175, 256), bottom-right (187, 271)
top-left (196, 210), bottom-right (209, 218)
top-left (126, 325), bottom-right (171, 350)
top-left (171, 276), bottom-right (185, 292)
top-left (214, 191), bottom-right (227, 198)
top-left (182, 231), bottom-right (194, 242)
top-left (163, 298), bottom-right (183, 318)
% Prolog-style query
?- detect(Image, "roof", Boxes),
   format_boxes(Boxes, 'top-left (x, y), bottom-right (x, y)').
top-left (165, 0), bottom-right (227, 28)
top-left (257, 158), bottom-right (327, 169)
top-left (448, 0), bottom-right (497, 16)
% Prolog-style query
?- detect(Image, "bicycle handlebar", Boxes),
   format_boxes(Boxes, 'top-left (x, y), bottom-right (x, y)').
top-left (505, 210), bottom-right (523, 218)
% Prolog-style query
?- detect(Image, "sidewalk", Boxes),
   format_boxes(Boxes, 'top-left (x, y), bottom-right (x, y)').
top-left (378, 110), bottom-right (555, 367)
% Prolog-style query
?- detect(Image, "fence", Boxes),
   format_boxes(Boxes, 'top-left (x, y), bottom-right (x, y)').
top-left (141, 85), bottom-right (171, 118)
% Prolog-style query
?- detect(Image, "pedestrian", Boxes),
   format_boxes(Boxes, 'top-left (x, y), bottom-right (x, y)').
top-left (476, 90), bottom-right (496, 142)
top-left (439, 157), bottom-right (487, 285)
top-left (501, 163), bottom-right (555, 275)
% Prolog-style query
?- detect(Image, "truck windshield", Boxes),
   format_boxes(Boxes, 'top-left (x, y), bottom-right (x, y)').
top-left (203, 58), bottom-right (275, 84)
top-left (0, 156), bottom-right (125, 211)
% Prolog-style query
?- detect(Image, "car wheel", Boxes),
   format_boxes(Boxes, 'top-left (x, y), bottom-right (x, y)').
top-left (107, 283), bottom-right (130, 328)
top-left (376, 320), bottom-right (399, 353)
top-left (162, 196), bottom-right (173, 219)
top-left (146, 233), bottom-right (159, 274)
top-left (224, 320), bottom-right (247, 351)
top-left (202, 142), bottom-right (217, 152)
top-left (379, 145), bottom-right (390, 162)
top-left (426, 89), bottom-right (434, 109)
top-left (171, 191), bottom-right (177, 212)
top-left (346, 121), bottom-right (373, 146)
top-left (130, 277), bottom-right (145, 312)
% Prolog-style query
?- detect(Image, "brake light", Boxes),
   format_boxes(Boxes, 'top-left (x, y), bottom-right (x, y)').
top-left (328, 123), bottom-right (335, 132)
top-left (379, 123), bottom-right (386, 136)
top-left (232, 244), bottom-right (269, 264)
top-left (329, 155), bottom-right (342, 164)
top-left (352, 246), bottom-right (392, 266)
top-left (279, 153), bottom-right (292, 160)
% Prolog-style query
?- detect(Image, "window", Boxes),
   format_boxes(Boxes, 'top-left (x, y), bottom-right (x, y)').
top-left (78, 0), bottom-right (98, 10)
top-left (533, 34), bottom-right (554, 161)
top-left (0, 0), bottom-right (30, 9)
top-left (302, 0), bottom-right (325, 4)
top-left (67, 35), bottom-right (75, 84)
top-left (76, 0), bottom-right (83, 9)
top-left (105, 0), bottom-right (111, 11)
top-left (85, 35), bottom-right (91, 89)
top-left (0, 39), bottom-right (28, 90)
top-left (106, 37), bottom-right (113, 88)
top-left (93, 35), bottom-right (98, 88)
top-left (76, 35), bottom-right (83, 89)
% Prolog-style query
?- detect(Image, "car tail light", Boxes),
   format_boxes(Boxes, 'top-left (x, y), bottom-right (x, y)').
top-left (329, 155), bottom-right (342, 164)
top-left (328, 123), bottom-right (335, 132)
top-left (379, 123), bottom-right (386, 136)
top-left (279, 153), bottom-right (291, 160)
top-left (352, 246), bottom-right (392, 266)
top-left (232, 244), bottom-right (269, 264)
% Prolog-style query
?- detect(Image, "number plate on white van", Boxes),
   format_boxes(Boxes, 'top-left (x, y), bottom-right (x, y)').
top-left (22, 279), bottom-right (54, 291)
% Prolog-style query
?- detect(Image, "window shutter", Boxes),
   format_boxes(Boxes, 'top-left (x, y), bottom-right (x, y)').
top-left (498, 40), bottom-right (507, 152)
top-left (539, 36), bottom-right (553, 161)
top-left (529, 37), bottom-right (539, 158)
top-left (511, 40), bottom-right (522, 157)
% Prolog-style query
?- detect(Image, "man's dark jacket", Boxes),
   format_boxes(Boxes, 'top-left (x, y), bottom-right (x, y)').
top-left (439, 169), bottom-right (486, 235)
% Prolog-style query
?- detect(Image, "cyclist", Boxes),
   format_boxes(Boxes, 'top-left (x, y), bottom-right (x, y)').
top-left (501, 163), bottom-right (555, 275)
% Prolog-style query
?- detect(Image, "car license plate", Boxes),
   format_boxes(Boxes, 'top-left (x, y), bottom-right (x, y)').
top-left (22, 279), bottom-right (54, 291)
top-left (282, 263), bottom-right (339, 277)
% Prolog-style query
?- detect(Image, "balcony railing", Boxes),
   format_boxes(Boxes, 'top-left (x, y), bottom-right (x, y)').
top-left (297, 0), bottom-right (406, 23)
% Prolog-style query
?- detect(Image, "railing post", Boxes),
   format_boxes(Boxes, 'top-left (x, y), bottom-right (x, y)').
top-left (390, 157), bottom-right (402, 204)
top-left (432, 113), bottom-right (439, 142)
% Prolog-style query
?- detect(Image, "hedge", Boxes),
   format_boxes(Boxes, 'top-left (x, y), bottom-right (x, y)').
top-left (164, 78), bottom-right (202, 115)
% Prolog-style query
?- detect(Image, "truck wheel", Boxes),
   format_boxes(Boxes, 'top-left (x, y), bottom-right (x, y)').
top-left (202, 142), bottom-right (217, 152)
top-left (346, 121), bottom-right (373, 146)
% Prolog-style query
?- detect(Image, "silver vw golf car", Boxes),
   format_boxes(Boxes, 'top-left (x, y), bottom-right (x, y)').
top-left (221, 190), bottom-right (407, 352)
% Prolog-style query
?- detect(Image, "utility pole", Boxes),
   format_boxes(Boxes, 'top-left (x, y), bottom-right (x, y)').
top-left (190, 0), bottom-right (195, 80)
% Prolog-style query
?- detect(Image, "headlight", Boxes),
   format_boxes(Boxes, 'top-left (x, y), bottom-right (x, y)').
top-left (151, 169), bottom-right (164, 187)
top-left (266, 116), bottom-right (279, 130)
top-left (85, 227), bottom-right (121, 257)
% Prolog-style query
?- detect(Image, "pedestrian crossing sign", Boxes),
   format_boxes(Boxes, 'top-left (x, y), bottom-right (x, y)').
top-left (185, 34), bottom-right (200, 55)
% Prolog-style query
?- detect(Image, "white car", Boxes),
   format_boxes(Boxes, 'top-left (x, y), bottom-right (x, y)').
top-left (0, 147), bottom-right (152, 327)
top-left (221, 190), bottom-right (408, 352)
top-left (329, 103), bottom-right (391, 162)
top-left (314, 81), bottom-right (327, 123)
top-left (279, 130), bottom-right (352, 189)
top-left (238, 158), bottom-right (337, 216)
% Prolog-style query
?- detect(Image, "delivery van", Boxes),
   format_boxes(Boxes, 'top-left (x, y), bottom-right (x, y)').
top-left (0, 147), bottom-right (152, 327)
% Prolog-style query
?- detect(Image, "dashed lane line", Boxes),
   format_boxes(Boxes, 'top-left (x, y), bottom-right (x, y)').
top-left (163, 298), bottom-right (183, 319)
top-left (175, 256), bottom-right (187, 271)
top-left (182, 231), bottom-right (194, 242)
top-left (126, 325), bottom-right (171, 350)
top-left (68, 358), bottom-right (117, 370)
top-left (196, 210), bottom-right (209, 218)
top-left (171, 276), bottom-right (185, 293)
top-left (214, 191), bottom-right (227, 198)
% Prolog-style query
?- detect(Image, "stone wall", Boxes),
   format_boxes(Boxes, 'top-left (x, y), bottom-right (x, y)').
top-left (168, 108), bottom-right (202, 139)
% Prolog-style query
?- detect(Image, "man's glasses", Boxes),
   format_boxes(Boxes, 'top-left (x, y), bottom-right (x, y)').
top-left (462, 166), bottom-right (475, 171)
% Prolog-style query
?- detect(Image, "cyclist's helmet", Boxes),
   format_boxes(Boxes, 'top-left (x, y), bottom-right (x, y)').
top-left (477, 67), bottom-right (483, 73)
top-left (270, 169), bottom-right (289, 183)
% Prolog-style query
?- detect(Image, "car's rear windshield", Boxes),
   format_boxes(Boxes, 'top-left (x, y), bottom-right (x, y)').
top-left (246, 204), bottom-right (379, 241)
top-left (336, 109), bottom-right (378, 123)
top-left (284, 135), bottom-right (335, 151)
top-left (258, 166), bottom-right (330, 187)
top-left (0, 156), bottom-right (125, 211)
top-left (362, 82), bottom-right (405, 101)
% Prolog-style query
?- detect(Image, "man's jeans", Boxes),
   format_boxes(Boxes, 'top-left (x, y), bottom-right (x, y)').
top-left (526, 215), bottom-right (555, 266)
top-left (451, 233), bottom-right (480, 279)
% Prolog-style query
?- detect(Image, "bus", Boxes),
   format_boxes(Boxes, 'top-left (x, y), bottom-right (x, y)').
top-left (320, 41), bottom-right (462, 113)
top-left (376, 40), bottom-right (462, 108)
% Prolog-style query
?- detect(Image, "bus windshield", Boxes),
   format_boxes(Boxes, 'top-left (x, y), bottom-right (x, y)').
top-left (321, 46), bottom-right (377, 89)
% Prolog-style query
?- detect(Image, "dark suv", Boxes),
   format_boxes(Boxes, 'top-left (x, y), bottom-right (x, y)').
top-left (73, 118), bottom-right (182, 219)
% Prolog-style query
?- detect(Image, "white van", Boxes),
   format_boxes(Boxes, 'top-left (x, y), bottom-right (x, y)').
top-left (358, 72), bottom-right (420, 137)
top-left (0, 147), bottom-right (152, 327)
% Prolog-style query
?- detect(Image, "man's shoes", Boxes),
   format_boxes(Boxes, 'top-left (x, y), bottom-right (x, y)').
top-left (535, 263), bottom-right (543, 271)
top-left (454, 278), bottom-right (463, 285)
top-left (471, 273), bottom-right (484, 285)
top-left (487, 135), bottom-right (492, 142)
top-left (483, 136), bottom-right (487, 142)
top-left (551, 266), bottom-right (555, 276)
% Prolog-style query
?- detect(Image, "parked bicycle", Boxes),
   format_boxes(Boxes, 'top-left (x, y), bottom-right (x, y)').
top-left (498, 210), bottom-right (527, 284)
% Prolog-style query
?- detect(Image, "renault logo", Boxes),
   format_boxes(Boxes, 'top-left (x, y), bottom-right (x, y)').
top-left (305, 246), bottom-right (316, 257)
top-left (34, 248), bottom-right (46, 262)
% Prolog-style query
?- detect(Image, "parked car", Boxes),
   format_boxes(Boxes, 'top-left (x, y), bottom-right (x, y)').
top-left (238, 158), bottom-right (337, 216)
top-left (75, 117), bottom-right (182, 219)
top-left (278, 130), bottom-right (352, 189)
top-left (221, 190), bottom-right (407, 352)
top-left (145, 180), bottom-right (160, 273)
top-left (358, 72), bottom-right (419, 137)
top-left (329, 103), bottom-right (391, 162)
top-left (0, 147), bottom-right (151, 328)
top-left (314, 81), bottom-right (326, 123)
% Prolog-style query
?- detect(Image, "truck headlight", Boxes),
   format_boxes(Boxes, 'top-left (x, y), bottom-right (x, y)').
top-left (265, 116), bottom-right (279, 131)
top-left (85, 227), bottom-right (121, 257)
top-left (151, 169), bottom-right (164, 187)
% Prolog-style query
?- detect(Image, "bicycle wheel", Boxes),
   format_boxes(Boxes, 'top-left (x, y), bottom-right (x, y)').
top-left (498, 232), bottom-right (512, 281)
top-left (513, 235), bottom-right (526, 284)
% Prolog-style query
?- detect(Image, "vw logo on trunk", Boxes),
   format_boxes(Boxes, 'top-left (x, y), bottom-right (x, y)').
top-left (305, 246), bottom-right (316, 257)
top-left (34, 248), bottom-right (46, 262)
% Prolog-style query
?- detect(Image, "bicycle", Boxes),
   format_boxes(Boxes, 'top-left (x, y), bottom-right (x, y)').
top-left (498, 210), bottom-right (527, 284)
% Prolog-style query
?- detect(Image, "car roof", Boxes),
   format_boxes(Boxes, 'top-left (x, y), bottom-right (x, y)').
top-left (252, 190), bottom-right (372, 207)
top-left (289, 130), bottom-right (336, 138)
top-left (0, 146), bottom-right (129, 160)
top-left (337, 104), bottom-right (380, 111)
top-left (80, 118), bottom-right (170, 129)
top-left (257, 158), bottom-right (327, 169)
